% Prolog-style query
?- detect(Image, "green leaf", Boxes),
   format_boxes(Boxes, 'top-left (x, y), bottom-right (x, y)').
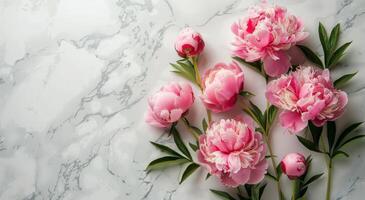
top-left (266, 173), bottom-right (277, 181)
top-left (170, 63), bottom-right (185, 72)
top-left (267, 105), bottom-right (278, 125)
top-left (150, 142), bottom-right (183, 158)
top-left (303, 173), bottom-right (323, 187)
top-left (177, 59), bottom-right (194, 70)
top-left (237, 194), bottom-right (250, 200)
top-left (239, 90), bottom-right (255, 97)
top-left (171, 70), bottom-right (196, 83)
top-left (328, 42), bottom-right (352, 67)
top-left (171, 62), bottom-right (195, 78)
top-left (180, 163), bottom-right (200, 184)
top-left (327, 121), bottom-right (336, 153)
top-left (249, 101), bottom-right (265, 128)
top-left (308, 121), bottom-right (323, 147)
top-left (182, 117), bottom-right (203, 137)
top-left (146, 156), bottom-right (189, 171)
top-left (189, 142), bottom-right (198, 151)
top-left (297, 135), bottom-right (322, 153)
top-left (276, 163), bottom-right (283, 178)
top-left (319, 22), bottom-right (329, 50)
top-left (329, 24), bottom-right (340, 53)
top-left (191, 126), bottom-right (203, 135)
top-left (297, 45), bottom-right (324, 68)
top-left (333, 150), bottom-right (349, 159)
top-left (334, 122), bottom-right (364, 150)
top-left (233, 56), bottom-right (262, 74)
top-left (296, 187), bottom-right (308, 199)
top-left (171, 126), bottom-right (192, 160)
top-left (265, 155), bottom-right (277, 158)
top-left (205, 173), bottom-right (211, 180)
top-left (170, 59), bottom-right (197, 84)
top-left (210, 189), bottom-right (236, 200)
top-left (319, 22), bottom-right (329, 66)
top-left (255, 127), bottom-right (265, 134)
top-left (258, 184), bottom-right (267, 199)
top-left (304, 155), bottom-right (313, 172)
top-left (202, 118), bottom-right (208, 132)
top-left (334, 71), bottom-right (357, 88)
top-left (245, 185), bottom-right (252, 196)
top-left (338, 135), bottom-right (365, 149)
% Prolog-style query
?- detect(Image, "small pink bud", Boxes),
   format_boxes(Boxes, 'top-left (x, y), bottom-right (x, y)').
top-left (175, 27), bottom-right (205, 58)
top-left (280, 153), bottom-right (306, 179)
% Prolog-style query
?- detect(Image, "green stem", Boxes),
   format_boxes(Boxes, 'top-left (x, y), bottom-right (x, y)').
top-left (191, 57), bottom-right (202, 90)
top-left (237, 186), bottom-right (242, 194)
top-left (181, 119), bottom-right (199, 141)
top-left (190, 56), bottom-right (212, 123)
top-left (292, 179), bottom-right (300, 200)
top-left (326, 158), bottom-right (333, 200)
top-left (264, 134), bottom-right (283, 200)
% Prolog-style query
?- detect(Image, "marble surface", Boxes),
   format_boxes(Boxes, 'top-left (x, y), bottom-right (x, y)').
top-left (0, 0), bottom-right (365, 199)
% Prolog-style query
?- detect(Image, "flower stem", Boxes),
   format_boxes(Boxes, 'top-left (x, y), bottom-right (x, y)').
top-left (181, 118), bottom-right (199, 141)
top-left (191, 57), bottom-right (203, 90)
top-left (264, 134), bottom-right (283, 200)
top-left (292, 179), bottom-right (299, 200)
top-left (326, 158), bottom-right (333, 200)
top-left (190, 56), bottom-right (212, 123)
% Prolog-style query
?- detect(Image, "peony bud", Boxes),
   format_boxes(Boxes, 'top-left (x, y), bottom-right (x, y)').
top-left (281, 153), bottom-right (307, 179)
top-left (175, 27), bottom-right (205, 58)
top-left (145, 82), bottom-right (194, 128)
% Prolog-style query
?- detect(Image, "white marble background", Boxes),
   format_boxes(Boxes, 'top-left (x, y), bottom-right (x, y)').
top-left (0, 0), bottom-right (364, 199)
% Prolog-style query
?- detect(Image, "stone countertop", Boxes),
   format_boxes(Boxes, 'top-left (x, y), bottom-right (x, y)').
top-left (0, 0), bottom-right (364, 199)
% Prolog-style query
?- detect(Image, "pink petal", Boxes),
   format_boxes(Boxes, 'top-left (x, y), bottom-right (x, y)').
top-left (286, 46), bottom-right (305, 65)
top-left (247, 159), bottom-right (268, 184)
top-left (169, 109), bottom-right (183, 122)
top-left (301, 100), bottom-right (325, 121)
top-left (279, 111), bottom-right (308, 133)
top-left (228, 154), bottom-right (241, 173)
top-left (145, 110), bottom-right (169, 128)
top-left (263, 51), bottom-right (291, 77)
top-left (221, 168), bottom-right (251, 187)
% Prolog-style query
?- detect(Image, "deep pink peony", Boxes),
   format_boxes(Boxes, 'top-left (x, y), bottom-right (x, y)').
top-left (201, 62), bottom-right (244, 113)
top-left (266, 66), bottom-right (348, 133)
top-left (231, 3), bottom-right (308, 77)
top-left (280, 153), bottom-right (306, 179)
top-left (175, 27), bottom-right (205, 58)
top-left (146, 82), bottom-right (194, 128)
top-left (197, 117), bottom-right (268, 187)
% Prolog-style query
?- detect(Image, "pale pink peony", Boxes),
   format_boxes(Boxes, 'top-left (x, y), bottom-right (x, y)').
top-left (175, 27), bottom-right (205, 58)
top-left (146, 82), bottom-right (194, 128)
top-left (201, 62), bottom-right (244, 113)
top-left (197, 117), bottom-right (268, 187)
top-left (266, 66), bottom-right (348, 133)
top-left (231, 3), bottom-right (308, 77)
top-left (280, 153), bottom-right (306, 179)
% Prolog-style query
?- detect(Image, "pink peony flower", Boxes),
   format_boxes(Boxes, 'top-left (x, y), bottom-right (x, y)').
top-left (197, 117), bottom-right (268, 187)
top-left (280, 153), bottom-right (306, 179)
top-left (201, 62), bottom-right (244, 113)
top-left (146, 82), bottom-right (194, 128)
top-left (231, 3), bottom-right (308, 77)
top-left (266, 66), bottom-right (348, 133)
top-left (175, 27), bottom-right (205, 58)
